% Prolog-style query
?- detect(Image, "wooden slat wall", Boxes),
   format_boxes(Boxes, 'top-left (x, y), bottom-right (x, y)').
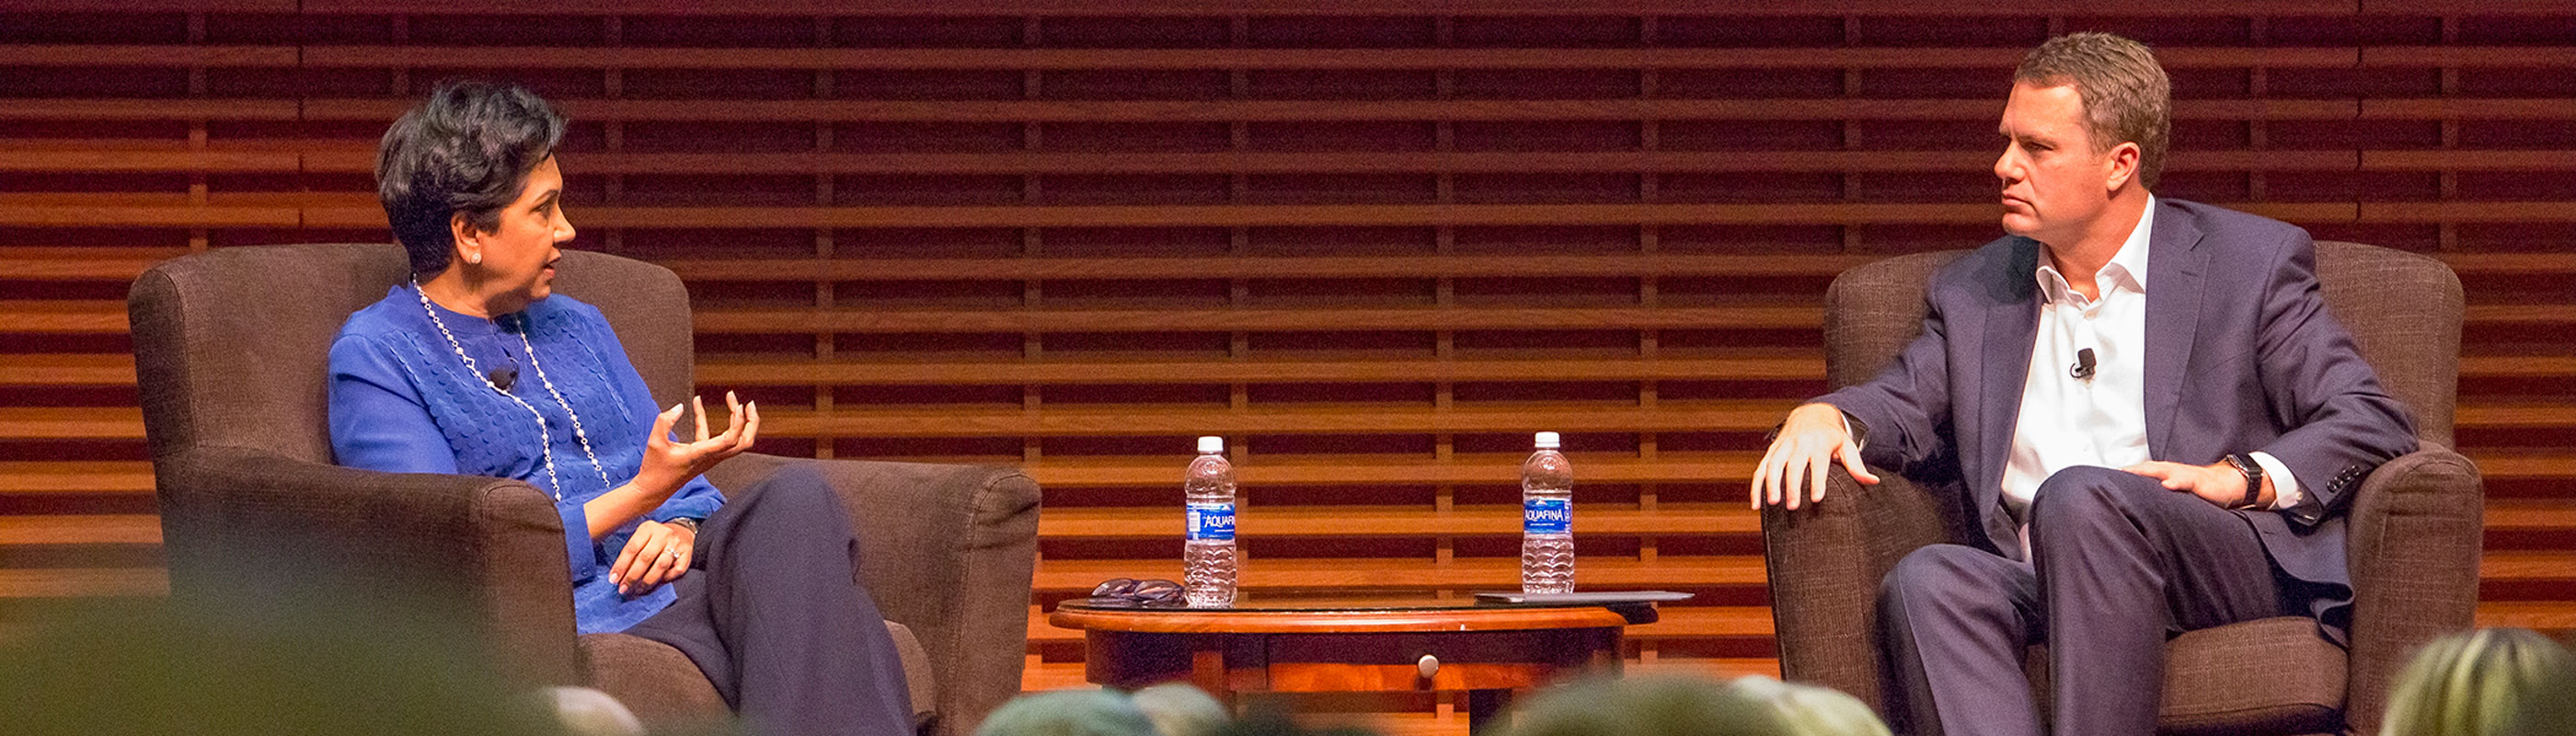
top-left (5, 2), bottom-right (2574, 727)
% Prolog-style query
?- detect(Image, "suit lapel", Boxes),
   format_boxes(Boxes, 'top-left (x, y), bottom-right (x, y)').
top-left (1976, 238), bottom-right (2041, 541)
top-left (2143, 200), bottom-right (2207, 458)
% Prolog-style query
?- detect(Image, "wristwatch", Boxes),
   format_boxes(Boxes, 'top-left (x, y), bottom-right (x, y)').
top-left (664, 517), bottom-right (700, 534)
top-left (2224, 454), bottom-right (2265, 510)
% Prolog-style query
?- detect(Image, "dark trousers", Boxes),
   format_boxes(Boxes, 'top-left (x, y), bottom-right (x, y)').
top-left (1878, 466), bottom-right (2303, 736)
top-left (627, 465), bottom-right (914, 736)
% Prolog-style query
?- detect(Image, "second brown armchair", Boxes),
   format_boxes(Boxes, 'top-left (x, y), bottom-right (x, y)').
top-left (1760, 240), bottom-right (2482, 735)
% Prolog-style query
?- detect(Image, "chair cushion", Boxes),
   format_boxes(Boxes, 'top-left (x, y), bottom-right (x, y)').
top-left (578, 620), bottom-right (937, 733)
top-left (2158, 616), bottom-right (2346, 735)
top-left (888, 620), bottom-right (942, 732)
top-left (578, 632), bottom-right (727, 730)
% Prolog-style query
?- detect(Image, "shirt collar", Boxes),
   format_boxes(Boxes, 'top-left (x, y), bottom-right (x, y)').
top-left (2034, 195), bottom-right (2156, 304)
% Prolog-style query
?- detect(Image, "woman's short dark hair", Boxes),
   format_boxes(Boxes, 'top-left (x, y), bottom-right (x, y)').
top-left (376, 79), bottom-right (566, 277)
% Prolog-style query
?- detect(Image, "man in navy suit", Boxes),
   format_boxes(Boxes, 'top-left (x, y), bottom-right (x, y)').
top-left (1751, 33), bottom-right (2418, 736)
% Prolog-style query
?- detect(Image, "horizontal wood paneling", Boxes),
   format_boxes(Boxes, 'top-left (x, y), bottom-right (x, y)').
top-left (5, 6), bottom-right (2573, 731)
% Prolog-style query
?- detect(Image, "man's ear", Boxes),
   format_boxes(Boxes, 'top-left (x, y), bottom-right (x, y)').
top-left (2104, 141), bottom-right (2142, 194)
top-left (449, 212), bottom-right (480, 266)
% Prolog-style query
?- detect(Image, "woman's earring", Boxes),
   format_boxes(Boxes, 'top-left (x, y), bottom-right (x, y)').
top-left (467, 252), bottom-right (481, 265)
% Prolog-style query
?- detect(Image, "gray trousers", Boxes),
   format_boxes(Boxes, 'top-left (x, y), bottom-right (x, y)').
top-left (1878, 466), bottom-right (2304, 736)
top-left (628, 465), bottom-right (914, 736)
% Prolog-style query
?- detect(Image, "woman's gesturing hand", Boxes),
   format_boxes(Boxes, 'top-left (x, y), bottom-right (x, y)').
top-left (611, 519), bottom-right (696, 594)
top-left (633, 391), bottom-right (761, 500)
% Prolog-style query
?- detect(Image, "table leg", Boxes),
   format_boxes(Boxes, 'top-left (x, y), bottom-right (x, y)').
top-left (1466, 688), bottom-right (1513, 733)
top-left (1190, 649), bottom-right (1229, 704)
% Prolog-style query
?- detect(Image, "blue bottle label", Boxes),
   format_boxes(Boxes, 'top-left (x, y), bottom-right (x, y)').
top-left (1524, 498), bottom-right (1570, 535)
top-left (1187, 501), bottom-right (1236, 541)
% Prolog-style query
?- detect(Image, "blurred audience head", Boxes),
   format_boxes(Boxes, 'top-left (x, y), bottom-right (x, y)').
top-left (1202, 709), bottom-right (1378, 736)
top-left (1130, 683), bottom-right (1231, 736)
top-left (976, 689), bottom-right (1158, 736)
top-left (1498, 673), bottom-right (1790, 736)
top-left (2381, 627), bottom-right (2576, 736)
top-left (546, 686), bottom-right (646, 736)
top-left (0, 597), bottom-right (566, 736)
top-left (1728, 675), bottom-right (1891, 736)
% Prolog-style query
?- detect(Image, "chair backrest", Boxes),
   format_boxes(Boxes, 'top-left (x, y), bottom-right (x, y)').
top-left (1823, 241), bottom-right (2461, 446)
top-left (128, 244), bottom-right (697, 464)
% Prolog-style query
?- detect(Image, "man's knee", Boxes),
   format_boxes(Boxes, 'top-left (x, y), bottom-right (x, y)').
top-left (1880, 544), bottom-right (2001, 615)
top-left (2029, 465), bottom-right (2150, 534)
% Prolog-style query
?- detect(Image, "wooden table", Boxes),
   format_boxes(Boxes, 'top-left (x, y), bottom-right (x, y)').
top-left (1048, 593), bottom-right (1657, 731)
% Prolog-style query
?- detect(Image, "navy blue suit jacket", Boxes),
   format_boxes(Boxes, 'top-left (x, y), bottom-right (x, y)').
top-left (1818, 198), bottom-right (2419, 634)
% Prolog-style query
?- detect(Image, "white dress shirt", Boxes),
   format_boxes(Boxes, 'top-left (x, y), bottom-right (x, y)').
top-left (2000, 198), bottom-right (2302, 548)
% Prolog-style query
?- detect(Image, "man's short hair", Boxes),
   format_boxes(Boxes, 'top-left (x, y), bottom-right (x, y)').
top-left (2015, 32), bottom-right (2172, 190)
top-left (376, 79), bottom-right (566, 278)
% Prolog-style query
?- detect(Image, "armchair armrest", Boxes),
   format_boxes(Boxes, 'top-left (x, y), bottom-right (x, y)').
top-left (2342, 443), bottom-right (2483, 734)
top-left (707, 453), bottom-right (1041, 736)
top-left (1761, 466), bottom-right (1954, 713)
top-left (153, 444), bottom-right (581, 685)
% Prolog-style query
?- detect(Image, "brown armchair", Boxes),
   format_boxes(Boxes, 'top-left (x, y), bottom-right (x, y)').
top-left (1761, 241), bottom-right (2482, 735)
top-left (129, 244), bottom-right (1041, 736)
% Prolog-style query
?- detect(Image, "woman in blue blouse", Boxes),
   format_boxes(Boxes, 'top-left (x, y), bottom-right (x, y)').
top-left (328, 80), bottom-right (911, 736)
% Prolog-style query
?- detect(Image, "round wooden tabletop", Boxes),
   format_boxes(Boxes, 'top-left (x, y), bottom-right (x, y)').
top-left (1050, 593), bottom-right (1658, 634)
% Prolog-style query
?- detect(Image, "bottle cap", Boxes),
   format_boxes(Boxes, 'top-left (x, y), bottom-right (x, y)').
top-left (1197, 435), bottom-right (1224, 454)
top-left (1534, 431), bottom-right (1560, 449)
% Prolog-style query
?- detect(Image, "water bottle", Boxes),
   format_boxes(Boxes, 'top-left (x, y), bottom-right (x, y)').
top-left (1183, 435), bottom-right (1238, 607)
top-left (1521, 431), bottom-right (1574, 593)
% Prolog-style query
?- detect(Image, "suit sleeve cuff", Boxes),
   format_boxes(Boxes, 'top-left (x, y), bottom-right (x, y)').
top-left (2250, 451), bottom-right (2302, 511)
top-left (559, 503), bottom-right (597, 582)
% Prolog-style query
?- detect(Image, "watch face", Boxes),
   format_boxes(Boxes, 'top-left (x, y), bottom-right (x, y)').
top-left (2229, 455), bottom-right (2262, 508)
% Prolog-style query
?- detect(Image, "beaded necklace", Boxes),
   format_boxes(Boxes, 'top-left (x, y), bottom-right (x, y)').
top-left (414, 281), bottom-right (612, 500)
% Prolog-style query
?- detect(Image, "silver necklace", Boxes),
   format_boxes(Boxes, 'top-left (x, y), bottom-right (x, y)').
top-left (414, 282), bottom-right (612, 500)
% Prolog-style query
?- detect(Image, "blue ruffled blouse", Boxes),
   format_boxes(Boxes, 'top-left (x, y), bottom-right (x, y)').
top-left (327, 283), bottom-right (723, 634)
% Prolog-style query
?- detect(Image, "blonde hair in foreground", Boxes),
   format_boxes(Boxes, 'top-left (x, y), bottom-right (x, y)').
top-left (1496, 673), bottom-right (1893, 736)
top-left (2380, 627), bottom-right (2576, 736)
top-left (1731, 675), bottom-right (1892, 736)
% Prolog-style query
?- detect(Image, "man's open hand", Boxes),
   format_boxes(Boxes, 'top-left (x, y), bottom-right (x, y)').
top-left (2122, 460), bottom-right (2265, 509)
top-left (1751, 403), bottom-right (1880, 511)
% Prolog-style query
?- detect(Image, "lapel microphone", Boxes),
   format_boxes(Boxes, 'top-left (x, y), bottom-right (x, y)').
top-left (2070, 348), bottom-right (2098, 381)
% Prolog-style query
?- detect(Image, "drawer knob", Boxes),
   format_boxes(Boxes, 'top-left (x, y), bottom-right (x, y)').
top-left (1417, 654), bottom-right (1440, 679)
